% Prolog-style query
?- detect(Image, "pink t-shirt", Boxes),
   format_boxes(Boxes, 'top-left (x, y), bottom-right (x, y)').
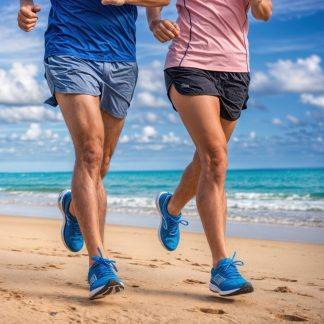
top-left (165, 0), bottom-right (250, 72)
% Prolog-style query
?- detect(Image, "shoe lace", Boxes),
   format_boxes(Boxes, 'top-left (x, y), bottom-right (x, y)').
top-left (163, 215), bottom-right (189, 235)
top-left (69, 217), bottom-right (82, 237)
top-left (92, 256), bottom-right (118, 277)
top-left (219, 252), bottom-right (244, 278)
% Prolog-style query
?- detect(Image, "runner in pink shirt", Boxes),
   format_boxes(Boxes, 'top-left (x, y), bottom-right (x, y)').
top-left (147, 0), bottom-right (272, 296)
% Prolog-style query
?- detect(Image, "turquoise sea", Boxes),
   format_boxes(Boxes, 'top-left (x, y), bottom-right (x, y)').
top-left (0, 168), bottom-right (323, 228)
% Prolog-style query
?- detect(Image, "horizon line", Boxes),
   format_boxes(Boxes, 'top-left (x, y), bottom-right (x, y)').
top-left (1, 166), bottom-right (323, 174)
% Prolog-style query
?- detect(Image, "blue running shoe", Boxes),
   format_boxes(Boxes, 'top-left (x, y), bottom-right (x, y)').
top-left (58, 189), bottom-right (84, 253)
top-left (155, 192), bottom-right (188, 251)
top-left (209, 252), bottom-right (253, 296)
top-left (88, 256), bottom-right (124, 299)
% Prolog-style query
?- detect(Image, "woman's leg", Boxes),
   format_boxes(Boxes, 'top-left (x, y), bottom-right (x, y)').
top-left (167, 118), bottom-right (237, 231)
top-left (169, 86), bottom-right (229, 265)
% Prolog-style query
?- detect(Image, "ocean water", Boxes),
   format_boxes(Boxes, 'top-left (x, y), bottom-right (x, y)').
top-left (0, 168), bottom-right (323, 229)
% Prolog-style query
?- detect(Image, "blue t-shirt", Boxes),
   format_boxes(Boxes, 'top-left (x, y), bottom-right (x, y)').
top-left (44, 0), bottom-right (137, 62)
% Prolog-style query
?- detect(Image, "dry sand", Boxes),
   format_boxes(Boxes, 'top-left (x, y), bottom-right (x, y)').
top-left (0, 215), bottom-right (323, 323)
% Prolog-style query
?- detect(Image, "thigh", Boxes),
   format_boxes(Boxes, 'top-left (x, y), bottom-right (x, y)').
top-left (169, 85), bottom-right (226, 155)
top-left (220, 118), bottom-right (237, 142)
top-left (100, 111), bottom-right (125, 177)
top-left (101, 110), bottom-right (125, 156)
top-left (56, 93), bottom-right (104, 152)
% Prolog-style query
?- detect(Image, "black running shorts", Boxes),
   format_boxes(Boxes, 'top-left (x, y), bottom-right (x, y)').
top-left (165, 67), bottom-right (250, 121)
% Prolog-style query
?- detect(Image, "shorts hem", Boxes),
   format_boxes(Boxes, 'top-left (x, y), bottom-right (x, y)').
top-left (167, 82), bottom-right (219, 112)
top-left (100, 107), bottom-right (127, 119)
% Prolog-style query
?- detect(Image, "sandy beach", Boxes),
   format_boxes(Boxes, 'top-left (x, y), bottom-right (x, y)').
top-left (0, 215), bottom-right (323, 323)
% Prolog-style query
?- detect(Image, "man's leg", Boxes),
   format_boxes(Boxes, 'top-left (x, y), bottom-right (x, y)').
top-left (167, 119), bottom-right (237, 219)
top-left (57, 93), bottom-right (105, 263)
top-left (98, 111), bottom-right (125, 242)
top-left (169, 87), bottom-right (228, 264)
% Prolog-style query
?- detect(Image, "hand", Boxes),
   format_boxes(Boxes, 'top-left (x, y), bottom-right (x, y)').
top-left (101, 0), bottom-right (126, 5)
top-left (150, 19), bottom-right (180, 43)
top-left (17, 4), bottom-right (41, 32)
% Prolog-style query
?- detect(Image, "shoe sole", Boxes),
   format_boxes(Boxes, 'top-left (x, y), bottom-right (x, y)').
top-left (89, 281), bottom-right (125, 300)
top-left (155, 192), bottom-right (174, 252)
top-left (209, 282), bottom-right (254, 297)
top-left (58, 189), bottom-right (76, 253)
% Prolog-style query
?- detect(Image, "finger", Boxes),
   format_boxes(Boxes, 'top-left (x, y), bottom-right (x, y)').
top-left (163, 20), bottom-right (178, 33)
top-left (155, 30), bottom-right (171, 42)
top-left (162, 21), bottom-right (179, 37)
top-left (171, 22), bottom-right (180, 36)
top-left (20, 7), bottom-right (38, 19)
top-left (19, 16), bottom-right (37, 24)
top-left (32, 5), bottom-right (41, 13)
top-left (160, 25), bottom-right (177, 39)
top-left (172, 22), bottom-right (180, 31)
top-left (18, 21), bottom-right (32, 32)
top-left (21, 23), bottom-right (37, 31)
top-left (154, 34), bottom-right (166, 43)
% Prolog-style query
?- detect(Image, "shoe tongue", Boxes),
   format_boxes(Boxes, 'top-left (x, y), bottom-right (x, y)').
top-left (217, 257), bottom-right (232, 268)
top-left (163, 196), bottom-right (181, 219)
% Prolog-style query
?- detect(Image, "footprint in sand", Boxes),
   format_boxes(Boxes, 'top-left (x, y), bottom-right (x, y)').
top-left (130, 262), bottom-right (158, 268)
top-left (251, 276), bottom-right (298, 283)
top-left (319, 288), bottom-right (324, 291)
top-left (307, 282), bottom-right (317, 287)
top-left (114, 255), bottom-right (133, 260)
top-left (131, 285), bottom-right (140, 288)
top-left (184, 279), bottom-right (206, 285)
top-left (274, 286), bottom-right (292, 293)
top-left (296, 292), bottom-right (313, 298)
top-left (276, 314), bottom-right (307, 322)
top-left (199, 308), bottom-right (226, 315)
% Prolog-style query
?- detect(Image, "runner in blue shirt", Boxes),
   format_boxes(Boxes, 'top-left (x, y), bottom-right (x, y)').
top-left (17, 0), bottom-right (170, 300)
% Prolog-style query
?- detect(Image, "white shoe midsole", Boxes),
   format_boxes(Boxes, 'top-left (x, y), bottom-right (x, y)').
top-left (209, 282), bottom-right (241, 296)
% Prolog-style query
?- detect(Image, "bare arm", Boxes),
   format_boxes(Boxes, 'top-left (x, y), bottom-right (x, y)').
top-left (18, 0), bottom-right (41, 32)
top-left (250, 0), bottom-right (272, 21)
top-left (146, 7), bottom-right (179, 43)
top-left (102, 0), bottom-right (170, 7)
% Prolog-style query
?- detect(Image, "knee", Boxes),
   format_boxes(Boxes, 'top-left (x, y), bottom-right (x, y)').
top-left (100, 152), bottom-right (113, 179)
top-left (200, 145), bottom-right (228, 181)
top-left (190, 152), bottom-right (201, 175)
top-left (77, 137), bottom-right (103, 171)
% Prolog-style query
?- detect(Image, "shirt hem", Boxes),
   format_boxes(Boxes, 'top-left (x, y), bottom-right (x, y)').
top-left (44, 50), bottom-right (137, 63)
top-left (165, 61), bottom-right (250, 73)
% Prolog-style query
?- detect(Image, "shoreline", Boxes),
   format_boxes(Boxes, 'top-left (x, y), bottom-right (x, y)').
top-left (2, 209), bottom-right (324, 244)
top-left (0, 215), bottom-right (323, 323)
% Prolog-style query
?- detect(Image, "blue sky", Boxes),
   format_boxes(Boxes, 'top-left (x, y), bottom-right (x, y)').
top-left (0, 0), bottom-right (323, 172)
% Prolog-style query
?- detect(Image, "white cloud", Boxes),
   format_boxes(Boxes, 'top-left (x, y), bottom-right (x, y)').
top-left (137, 60), bottom-right (165, 93)
top-left (286, 114), bottom-right (301, 125)
top-left (0, 147), bottom-right (16, 154)
top-left (162, 132), bottom-right (181, 144)
top-left (167, 113), bottom-right (178, 124)
top-left (0, 63), bottom-right (48, 105)
top-left (251, 55), bottom-right (324, 94)
top-left (249, 131), bottom-right (256, 140)
top-left (272, 118), bottom-right (282, 126)
top-left (145, 112), bottom-right (159, 123)
top-left (20, 123), bottom-right (59, 141)
top-left (0, 105), bottom-right (62, 123)
top-left (273, 0), bottom-right (324, 16)
top-left (119, 134), bottom-right (130, 143)
top-left (20, 123), bottom-right (42, 141)
top-left (135, 126), bottom-right (157, 143)
top-left (44, 129), bottom-right (59, 140)
top-left (137, 92), bottom-right (168, 109)
top-left (134, 144), bottom-right (164, 151)
top-left (301, 94), bottom-right (324, 108)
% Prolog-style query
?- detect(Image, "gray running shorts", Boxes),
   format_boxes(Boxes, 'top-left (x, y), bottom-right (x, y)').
top-left (44, 55), bottom-right (138, 119)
